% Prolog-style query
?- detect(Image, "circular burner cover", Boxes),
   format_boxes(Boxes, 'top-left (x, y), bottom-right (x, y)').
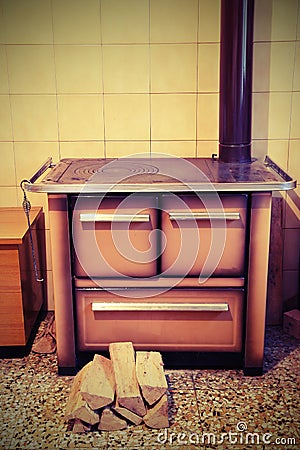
top-left (74, 161), bottom-right (159, 178)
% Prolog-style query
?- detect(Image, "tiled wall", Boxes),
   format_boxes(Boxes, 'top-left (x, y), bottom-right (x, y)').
top-left (0, 0), bottom-right (299, 309)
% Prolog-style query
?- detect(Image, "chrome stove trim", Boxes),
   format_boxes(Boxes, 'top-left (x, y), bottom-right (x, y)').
top-left (23, 156), bottom-right (296, 193)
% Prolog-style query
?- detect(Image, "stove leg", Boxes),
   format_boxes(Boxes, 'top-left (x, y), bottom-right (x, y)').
top-left (244, 192), bottom-right (272, 375)
top-left (48, 194), bottom-right (77, 374)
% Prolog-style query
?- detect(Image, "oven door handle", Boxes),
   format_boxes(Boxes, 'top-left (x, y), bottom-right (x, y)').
top-left (169, 212), bottom-right (240, 221)
top-left (91, 302), bottom-right (229, 312)
top-left (79, 213), bottom-right (150, 223)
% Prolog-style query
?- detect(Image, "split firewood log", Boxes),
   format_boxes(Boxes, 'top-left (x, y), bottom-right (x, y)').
top-left (64, 362), bottom-right (99, 425)
top-left (143, 394), bottom-right (169, 429)
top-left (80, 354), bottom-right (115, 410)
top-left (112, 399), bottom-right (143, 426)
top-left (98, 406), bottom-right (127, 431)
top-left (71, 419), bottom-right (92, 433)
top-left (109, 342), bottom-right (146, 417)
top-left (136, 351), bottom-right (168, 405)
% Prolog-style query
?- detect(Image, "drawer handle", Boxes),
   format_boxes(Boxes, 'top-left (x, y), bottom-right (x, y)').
top-left (169, 212), bottom-right (240, 221)
top-left (91, 302), bottom-right (229, 312)
top-left (80, 213), bottom-right (150, 223)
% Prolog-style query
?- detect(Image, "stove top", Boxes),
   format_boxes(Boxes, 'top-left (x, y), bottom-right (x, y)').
top-left (25, 156), bottom-right (296, 193)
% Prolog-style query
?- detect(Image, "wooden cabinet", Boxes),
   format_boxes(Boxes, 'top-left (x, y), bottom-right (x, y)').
top-left (0, 207), bottom-right (46, 347)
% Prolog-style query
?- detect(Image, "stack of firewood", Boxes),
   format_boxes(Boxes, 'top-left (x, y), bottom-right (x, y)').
top-left (65, 342), bottom-right (169, 432)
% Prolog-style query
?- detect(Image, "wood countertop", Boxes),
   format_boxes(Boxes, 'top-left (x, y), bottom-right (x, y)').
top-left (0, 207), bottom-right (42, 245)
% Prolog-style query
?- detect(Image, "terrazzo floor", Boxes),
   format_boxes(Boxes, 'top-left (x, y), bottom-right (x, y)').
top-left (0, 314), bottom-right (299, 449)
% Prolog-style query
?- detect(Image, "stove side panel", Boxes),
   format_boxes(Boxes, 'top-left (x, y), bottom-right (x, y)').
top-left (48, 194), bottom-right (76, 373)
top-left (244, 192), bottom-right (272, 374)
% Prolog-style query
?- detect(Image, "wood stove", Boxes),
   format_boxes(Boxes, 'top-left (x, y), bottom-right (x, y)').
top-left (23, 0), bottom-right (296, 375)
top-left (24, 155), bottom-right (296, 375)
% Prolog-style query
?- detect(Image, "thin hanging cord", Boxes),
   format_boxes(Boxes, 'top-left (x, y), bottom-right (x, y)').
top-left (20, 180), bottom-right (44, 282)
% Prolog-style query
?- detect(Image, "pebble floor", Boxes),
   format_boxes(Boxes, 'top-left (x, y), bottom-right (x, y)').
top-left (0, 314), bottom-right (299, 449)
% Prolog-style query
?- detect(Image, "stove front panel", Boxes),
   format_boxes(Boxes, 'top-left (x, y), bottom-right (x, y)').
top-left (72, 195), bottom-right (159, 278)
top-left (160, 194), bottom-right (248, 277)
top-left (75, 289), bottom-right (243, 352)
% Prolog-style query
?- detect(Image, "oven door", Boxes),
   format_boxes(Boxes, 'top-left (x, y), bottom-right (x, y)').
top-left (71, 195), bottom-right (159, 278)
top-left (75, 288), bottom-right (243, 352)
top-left (160, 194), bottom-right (248, 278)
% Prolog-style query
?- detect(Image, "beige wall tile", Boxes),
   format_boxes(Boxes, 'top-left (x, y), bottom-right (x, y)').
top-left (101, 0), bottom-right (149, 44)
top-left (285, 189), bottom-right (300, 228)
top-left (267, 140), bottom-right (289, 170)
top-left (0, 94), bottom-right (12, 140)
top-left (196, 140), bottom-right (218, 157)
top-left (268, 93), bottom-right (292, 139)
top-left (14, 142), bottom-right (59, 184)
top-left (104, 94), bottom-right (150, 140)
top-left (252, 139), bottom-right (268, 160)
top-left (58, 95), bottom-right (104, 140)
top-left (288, 139), bottom-right (300, 183)
top-left (55, 45), bottom-right (102, 94)
top-left (253, 0), bottom-right (272, 42)
top-left (252, 93), bottom-right (270, 139)
top-left (1, 0), bottom-right (53, 44)
top-left (199, 0), bottom-right (220, 42)
top-left (151, 44), bottom-right (197, 93)
top-left (253, 43), bottom-right (271, 92)
top-left (7, 45), bottom-right (55, 94)
top-left (290, 92), bottom-right (300, 139)
top-left (197, 93), bottom-right (219, 140)
top-left (151, 141), bottom-right (196, 157)
top-left (298, 1), bottom-right (300, 39)
top-left (0, 187), bottom-right (18, 206)
top-left (198, 43), bottom-right (219, 92)
top-left (106, 141), bottom-right (150, 158)
top-left (294, 42), bottom-right (300, 91)
top-left (270, 42), bottom-right (295, 92)
top-left (11, 95), bottom-right (58, 141)
top-left (283, 229), bottom-right (300, 270)
top-left (0, 5), bottom-right (5, 43)
top-left (0, 143), bottom-right (15, 185)
top-left (103, 45), bottom-right (149, 93)
top-left (52, 0), bottom-right (101, 44)
top-left (0, 46), bottom-right (9, 93)
top-left (150, 0), bottom-right (198, 43)
top-left (60, 141), bottom-right (105, 159)
top-left (271, 0), bottom-right (298, 41)
top-left (151, 94), bottom-right (196, 140)
top-left (285, 139), bottom-right (300, 229)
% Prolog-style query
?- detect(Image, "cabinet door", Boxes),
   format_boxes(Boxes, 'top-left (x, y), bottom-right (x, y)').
top-left (160, 194), bottom-right (247, 278)
top-left (0, 248), bottom-right (25, 345)
top-left (0, 247), bottom-right (21, 291)
top-left (72, 195), bottom-right (159, 278)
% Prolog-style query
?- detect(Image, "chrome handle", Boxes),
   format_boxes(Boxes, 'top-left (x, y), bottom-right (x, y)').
top-left (169, 212), bottom-right (240, 221)
top-left (264, 155), bottom-right (293, 182)
top-left (92, 302), bottom-right (229, 312)
top-left (80, 213), bottom-right (150, 223)
top-left (21, 157), bottom-right (54, 187)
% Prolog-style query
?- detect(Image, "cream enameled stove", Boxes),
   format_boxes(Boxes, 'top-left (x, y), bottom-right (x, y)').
top-left (25, 155), bottom-right (296, 374)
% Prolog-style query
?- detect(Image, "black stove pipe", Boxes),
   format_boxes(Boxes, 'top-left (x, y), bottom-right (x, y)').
top-left (219, 0), bottom-right (255, 163)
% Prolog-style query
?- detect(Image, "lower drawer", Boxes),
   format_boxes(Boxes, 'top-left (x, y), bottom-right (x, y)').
top-left (75, 289), bottom-right (243, 352)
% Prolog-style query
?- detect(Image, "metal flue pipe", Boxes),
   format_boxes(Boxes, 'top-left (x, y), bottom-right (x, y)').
top-left (219, 0), bottom-right (255, 163)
